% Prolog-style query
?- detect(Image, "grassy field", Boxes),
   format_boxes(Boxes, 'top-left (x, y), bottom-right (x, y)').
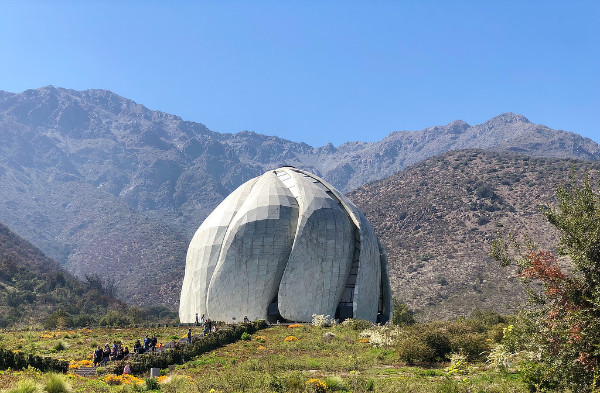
top-left (0, 320), bottom-right (529, 392)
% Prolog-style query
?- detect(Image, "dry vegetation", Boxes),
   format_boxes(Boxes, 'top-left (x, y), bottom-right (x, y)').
top-left (350, 149), bottom-right (600, 319)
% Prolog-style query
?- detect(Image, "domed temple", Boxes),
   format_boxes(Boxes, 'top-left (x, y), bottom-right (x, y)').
top-left (179, 167), bottom-right (392, 323)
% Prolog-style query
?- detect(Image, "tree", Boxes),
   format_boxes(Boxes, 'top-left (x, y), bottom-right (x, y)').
top-left (491, 173), bottom-right (600, 391)
top-left (392, 299), bottom-right (415, 326)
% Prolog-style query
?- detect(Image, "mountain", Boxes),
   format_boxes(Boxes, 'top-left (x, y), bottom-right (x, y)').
top-left (0, 86), bottom-right (598, 309)
top-left (349, 149), bottom-right (600, 319)
top-left (0, 221), bottom-right (123, 327)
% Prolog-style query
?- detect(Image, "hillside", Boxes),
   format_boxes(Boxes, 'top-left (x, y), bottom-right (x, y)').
top-left (350, 150), bottom-right (600, 319)
top-left (0, 86), bottom-right (598, 308)
top-left (0, 221), bottom-right (123, 327)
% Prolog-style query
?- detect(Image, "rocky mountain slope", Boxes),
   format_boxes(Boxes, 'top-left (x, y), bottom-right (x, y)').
top-left (0, 86), bottom-right (598, 309)
top-left (0, 221), bottom-right (123, 327)
top-left (350, 149), bottom-right (600, 319)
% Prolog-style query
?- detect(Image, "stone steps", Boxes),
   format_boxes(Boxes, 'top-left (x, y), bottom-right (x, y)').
top-left (73, 366), bottom-right (97, 377)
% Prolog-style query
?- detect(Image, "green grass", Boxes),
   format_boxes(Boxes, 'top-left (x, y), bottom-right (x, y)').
top-left (0, 322), bottom-right (529, 392)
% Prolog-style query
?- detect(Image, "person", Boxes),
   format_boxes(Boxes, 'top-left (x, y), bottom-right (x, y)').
top-left (143, 335), bottom-right (150, 352)
top-left (201, 314), bottom-right (205, 326)
top-left (123, 346), bottom-right (130, 359)
top-left (158, 342), bottom-right (164, 353)
top-left (150, 335), bottom-right (157, 352)
top-left (133, 339), bottom-right (142, 354)
top-left (110, 345), bottom-right (118, 361)
top-left (102, 344), bottom-right (111, 365)
top-left (243, 315), bottom-right (250, 323)
top-left (187, 328), bottom-right (192, 344)
top-left (195, 313), bottom-right (199, 326)
top-left (123, 363), bottom-right (131, 375)
top-left (93, 345), bottom-right (103, 367)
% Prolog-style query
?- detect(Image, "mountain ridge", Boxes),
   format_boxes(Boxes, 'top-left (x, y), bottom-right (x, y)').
top-left (0, 86), bottom-right (598, 310)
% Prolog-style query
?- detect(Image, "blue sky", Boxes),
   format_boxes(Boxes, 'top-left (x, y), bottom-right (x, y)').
top-left (1, 1), bottom-right (598, 146)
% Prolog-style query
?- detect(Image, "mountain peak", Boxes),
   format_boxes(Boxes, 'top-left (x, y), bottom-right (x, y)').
top-left (485, 113), bottom-right (531, 126)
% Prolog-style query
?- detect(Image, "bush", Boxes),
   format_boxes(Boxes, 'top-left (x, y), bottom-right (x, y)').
top-left (398, 336), bottom-right (433, 365)
top-left (449, 332), bottom-right (489, 362)
top-left (323, 376), bottom-right (347, 391)
top-left (0, 348), bottom-right (68, 373)
top-left (392, 299), bottom-right (415, 326)
top-left (44, 374), bottom-right (71, 393)
top-left (53, 341), bottom-right (67, 352)
top-left (311, 314), bottom-right (332, 327)
top-left (423, 330), bottom-right (451, 362)
top-left (145, 378), bottom-right (160, 390)
top-left (491, 173), bottom-right (600, 391)
top-left (240, 332), bottom-right (251, 341)
top-left (340, 318), bottom-right (372, 331)
top-left (5, 380), bottom-right (39, 393)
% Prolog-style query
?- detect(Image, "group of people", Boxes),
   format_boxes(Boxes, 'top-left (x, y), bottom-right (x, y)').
top-left (92, 334), bottom-right (165, 367)
top-left (195, 313), bottom-right (216, 337)
top-left (93, 341), bottom-right (130, 366)
top-left (134, 334), bottom-right (163, 354)
top-left (91, 316), bottom-right (233, 368)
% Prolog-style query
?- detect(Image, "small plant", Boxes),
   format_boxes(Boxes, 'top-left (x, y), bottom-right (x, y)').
top-left (5, 380), bottom-right (39, 393)
top-left (284, 335), bottom-right (299, 342)
top-left (255, 336), bottom-right (266, 343)
top-left (322, 331), bottom-right (336, 342)
top-left (240, 332), bottom-right (252, 341)
top-left (305, 378), bottom-right (327, 393)
top-left (145, 377), bottom-right (160, 390)
top-left (53, 341), bottom-right (67, 351)
top-left (341, 318), bottom-right (373, 331)
top-left (324, 376), bottom-right (347, 391)
top-left (311, 314), bottom-right (332, 327)
top-left (44, 374), bottom-right (71, 393)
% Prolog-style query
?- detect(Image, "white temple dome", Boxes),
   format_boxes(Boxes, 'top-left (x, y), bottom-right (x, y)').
top-left (179, 167), bottom-right (392, 323)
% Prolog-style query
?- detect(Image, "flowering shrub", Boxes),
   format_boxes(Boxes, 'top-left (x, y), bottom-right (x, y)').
top-left (284, 336), bottom-right (299, 342)
top-left (311, 314), bottom-right (332, 327)
top-left (257, 345), bottom-right (266, 349)
top-left (288, 324), bottom-right (302, 328)
top-left (255, 336), bottom-right (266, 343)
top-left (360, 326), bottom-right (397, 348)
top-left (359, 338), bottom-right (370, 343)
top-left (305, 378), bottom-right (327, 393)
top-left (68, 359), bottom-right (94, 370)
top-left (104, 374), bottom-right (144, 386)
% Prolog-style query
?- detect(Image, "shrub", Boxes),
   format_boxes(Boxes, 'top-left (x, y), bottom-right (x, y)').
top-left (398, 336), bottom-right (433, 365)
top-left (392, 300), bottom-right (416, 326)
top-left (423, 330), bottom-right (451, 362)
top-left (53, 341), bottom-right (67, 352)
top-left (305, 378), bottom-right (327, 393)
top-left (323, 376), bottom-right (347, 391)
top-left (341, 318), bottom-right (372, 331)
top-left (491, 173), bottom-right (600, 391)
top-left (145, 378), bottom-right (159, 390)
top-left (240, 332), bottom-right (251, 341)
top-left (5, 380), bottom-right (39, 393)
top-left (311, 314), bottom-right (332, 327)
top-left (44, 374), bottom-right (71, 393)
top-left (449, 332), bottom-right (489, 362)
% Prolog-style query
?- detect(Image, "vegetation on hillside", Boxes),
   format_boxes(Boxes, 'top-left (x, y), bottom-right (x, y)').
top-left (351, 149), bottom-right (600, 319)
top-left (0, 222), bottom-right (175, 329)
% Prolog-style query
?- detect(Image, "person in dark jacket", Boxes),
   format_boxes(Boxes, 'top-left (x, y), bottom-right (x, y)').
top-left (93, 345), bottom-right (103, 367)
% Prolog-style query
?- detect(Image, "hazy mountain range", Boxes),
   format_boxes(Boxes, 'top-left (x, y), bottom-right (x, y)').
top-left (1, 86), bottom-right (598, 313)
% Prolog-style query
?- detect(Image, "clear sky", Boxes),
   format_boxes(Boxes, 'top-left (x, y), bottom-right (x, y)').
top-left (1, 1), bottom-right (598, 147)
